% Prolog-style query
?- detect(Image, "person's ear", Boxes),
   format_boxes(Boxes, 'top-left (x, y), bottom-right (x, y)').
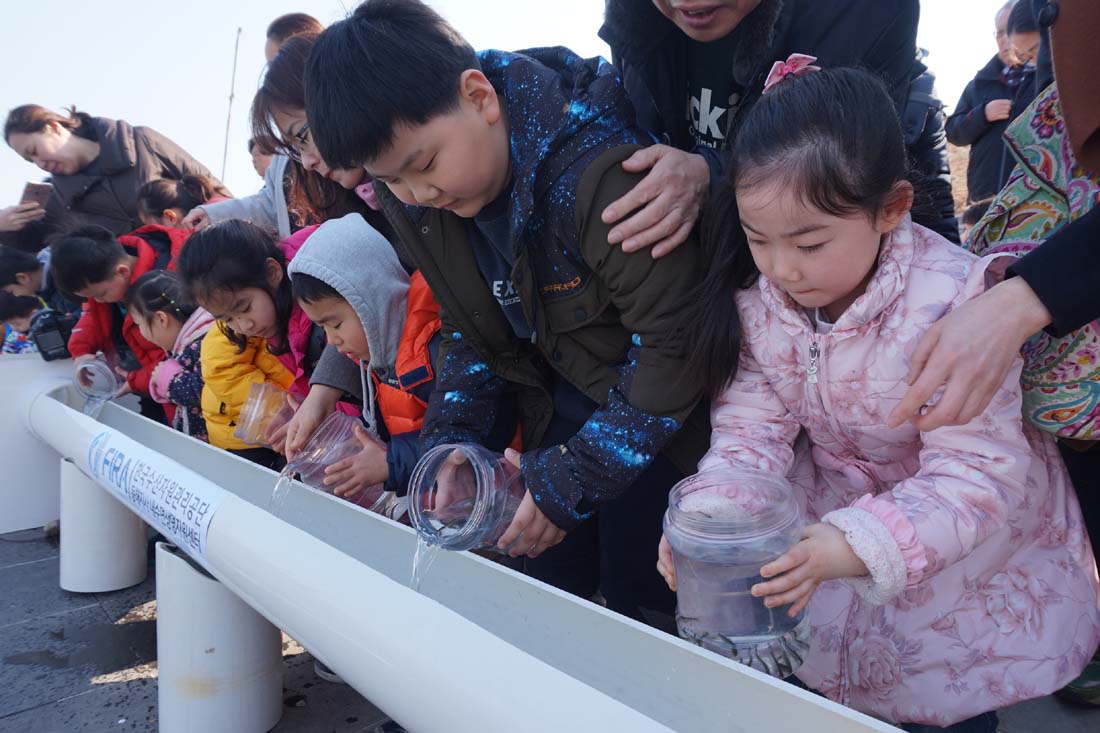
top-left (116, 262), bottom-right (131, 281)
top-left (459, 69), bottom-right (502, 125)
top-left (15, 272), bottom-right (31, 287)
top-left (155, 310), bottom-right (171, 329)
top-left (163, 209), bottom-right (180, 225)
top-left (875, 181), bottom-right (915, 234)
top-left (264, 257), bottom-right (284, 289)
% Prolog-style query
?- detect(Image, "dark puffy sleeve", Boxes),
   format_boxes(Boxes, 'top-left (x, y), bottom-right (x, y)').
top-left (945, 81), bottom-right (992, 147)
top-left (849, 0), bottom-right (920, 114)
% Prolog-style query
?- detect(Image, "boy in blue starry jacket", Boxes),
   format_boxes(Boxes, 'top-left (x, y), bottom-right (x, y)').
top-left (304, 0), bottom-right (709, 621)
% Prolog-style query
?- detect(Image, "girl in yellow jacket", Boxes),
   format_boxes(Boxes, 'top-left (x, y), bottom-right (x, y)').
top-left (201, 323), bottom-right (294, 469)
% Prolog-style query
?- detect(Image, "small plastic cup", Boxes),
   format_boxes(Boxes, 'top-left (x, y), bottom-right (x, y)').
top-left (285, 411), bottom-right (387, 510)
top-left (407, 444), bottom-right (524, 552)
top-left (234, 382), bottom-right (294, 447)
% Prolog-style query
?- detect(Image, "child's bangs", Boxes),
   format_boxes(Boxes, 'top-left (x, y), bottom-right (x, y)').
top-left (290, 272), bottom-right (343, 305)
top-left (735, 141), bottom-right (876, 220)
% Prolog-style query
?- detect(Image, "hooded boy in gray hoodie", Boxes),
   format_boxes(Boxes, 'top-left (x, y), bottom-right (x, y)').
top-left (288, 213), bottom-right (440, 500)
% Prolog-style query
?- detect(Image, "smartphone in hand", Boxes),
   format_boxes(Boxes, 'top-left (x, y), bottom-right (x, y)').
top-left (20, 182), bottom-right (53, 208)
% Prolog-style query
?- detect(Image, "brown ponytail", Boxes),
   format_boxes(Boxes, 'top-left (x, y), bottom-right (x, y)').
top-left (137, 175), bottom-right (223, 219)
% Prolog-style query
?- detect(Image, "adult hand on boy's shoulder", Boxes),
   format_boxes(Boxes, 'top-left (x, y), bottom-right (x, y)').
top-left (496, 449), bottom-right (566, 558)
top-left (600, 144), bottom-right (709, 258)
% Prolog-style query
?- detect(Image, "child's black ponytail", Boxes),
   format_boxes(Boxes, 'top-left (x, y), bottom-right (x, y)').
top-left (127, 270), bottom-right (197, 324)
top-left (682, 173), bottom-right (759, 402)
top-left (137, 175), bottom-right (224, 221)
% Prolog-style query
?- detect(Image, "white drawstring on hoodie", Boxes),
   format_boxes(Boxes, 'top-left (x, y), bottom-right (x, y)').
top-left (359, 359), bottom-right (379, 436)
top-left (358, 357), bottom-right (408, 520)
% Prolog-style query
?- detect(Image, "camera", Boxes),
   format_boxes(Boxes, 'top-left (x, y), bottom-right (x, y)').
top-left (29, 308), bottom-right (80, 362)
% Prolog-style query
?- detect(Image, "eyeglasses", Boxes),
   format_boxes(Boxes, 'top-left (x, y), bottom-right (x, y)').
top-left (284, 122), bottom-right (311, 162)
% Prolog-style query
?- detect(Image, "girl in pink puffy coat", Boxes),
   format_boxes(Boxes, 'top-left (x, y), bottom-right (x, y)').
top-left (658, 66), bottom-right (1100, 731)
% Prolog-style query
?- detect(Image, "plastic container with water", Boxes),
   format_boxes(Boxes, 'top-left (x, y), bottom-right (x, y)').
top-left (407, 443), bottom-right (524, 553)
top-left (270, 411), bottom-right (393, 516)
top-left (75, 356), bottom-right (124, 418)
top-left (234, 382), bottom-right (295, 448)
top-left (663, 468), bottom-right (810, 678)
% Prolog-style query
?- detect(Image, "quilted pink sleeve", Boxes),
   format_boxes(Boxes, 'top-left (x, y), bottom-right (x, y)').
top-left (149, 358), bottom-right (184, 405)
top-left (698, 333), bottom-right (802, 477)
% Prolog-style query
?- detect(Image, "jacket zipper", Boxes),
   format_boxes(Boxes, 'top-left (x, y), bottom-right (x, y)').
top-left (804, 331), bottom-right (852, 703)
top-left (805, 334), bottom-right (847, 443)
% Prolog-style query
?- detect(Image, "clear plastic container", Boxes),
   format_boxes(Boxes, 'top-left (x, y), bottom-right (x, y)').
top-left (407, 443), bottom-right (524, 552)
top-left (663, 468), bottom-right (810, 678)
top-left (234, 382), bottom-right (295, 447)
top-left (76, 355), bottom-right (123, 398)
top-left (75, 356), bottom-right (124, 417)
top-left (284, 411), bottom-right (388, 512)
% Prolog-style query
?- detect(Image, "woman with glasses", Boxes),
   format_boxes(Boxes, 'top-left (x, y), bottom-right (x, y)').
top-left (184, 33), bottom-right (394, 247)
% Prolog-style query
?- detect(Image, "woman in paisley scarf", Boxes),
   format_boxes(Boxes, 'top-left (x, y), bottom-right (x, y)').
top-left (888, 0), bottom-right (1100, 705)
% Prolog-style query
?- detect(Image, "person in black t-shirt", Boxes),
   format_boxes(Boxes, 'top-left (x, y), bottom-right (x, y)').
top-left (599, 0), bottom-right (921, 256)
top-left (685, 31), bottom-right (742, 150)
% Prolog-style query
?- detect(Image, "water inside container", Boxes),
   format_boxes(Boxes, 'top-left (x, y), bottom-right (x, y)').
top-left (665, 469), bottom-right (809, 677)
top-left (408, 444), bottom-right (524, 553)
top-left (674, 547), bottom-right (810, 677)
top-left (269, 412), bottom-right (390, 517)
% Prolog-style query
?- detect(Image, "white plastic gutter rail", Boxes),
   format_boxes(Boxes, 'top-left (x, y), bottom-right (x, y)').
top-left (24, 384), bottom-right (901, 733)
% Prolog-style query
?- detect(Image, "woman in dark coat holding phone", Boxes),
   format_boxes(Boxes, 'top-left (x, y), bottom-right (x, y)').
top-left (0, 105), bottom-right (226, 252)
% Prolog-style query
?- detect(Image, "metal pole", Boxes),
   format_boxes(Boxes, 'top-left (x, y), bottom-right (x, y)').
top-left (220, 27), bottom-right (243, 183)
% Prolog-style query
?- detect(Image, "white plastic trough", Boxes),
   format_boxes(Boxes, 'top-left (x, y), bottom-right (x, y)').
top-left (20, 375), bottom-right (902, 733)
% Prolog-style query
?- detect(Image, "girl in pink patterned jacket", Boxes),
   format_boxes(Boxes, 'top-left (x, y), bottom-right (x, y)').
top-left (658, 67), bottom-right (1100, 731)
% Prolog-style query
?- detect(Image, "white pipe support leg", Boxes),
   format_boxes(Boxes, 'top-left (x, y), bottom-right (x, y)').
top-left (155, 542), bottom-right (284, 733)
top-left (0, 355), bottom-right (70, 533)
top-left (59, 458), bottom-right (147, 592)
